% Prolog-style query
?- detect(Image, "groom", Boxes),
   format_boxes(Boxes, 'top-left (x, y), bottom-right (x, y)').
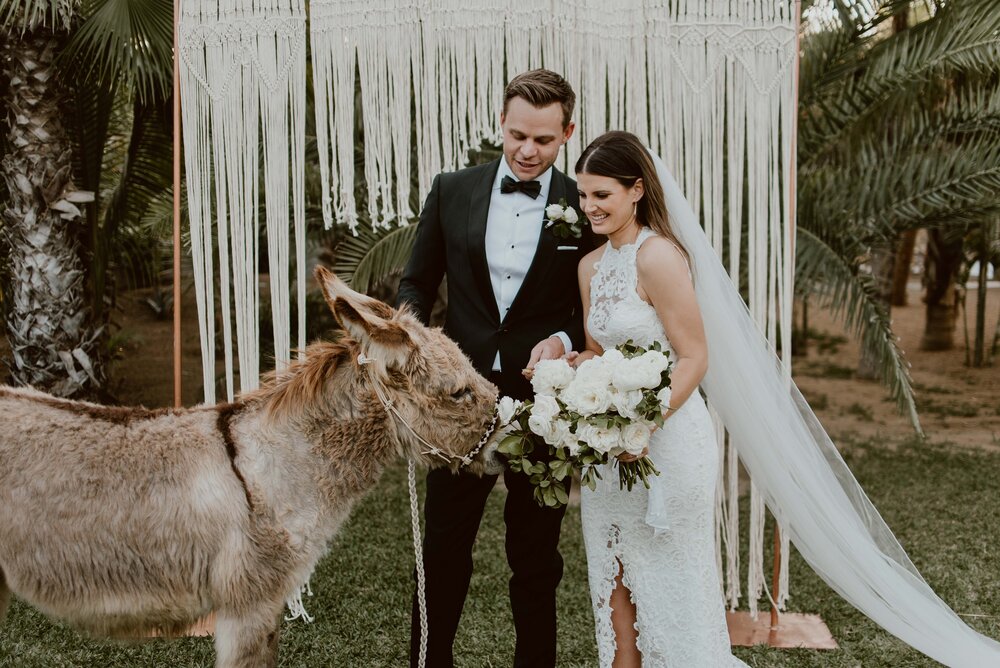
top-left (398, 69), bottom-right (595, 667)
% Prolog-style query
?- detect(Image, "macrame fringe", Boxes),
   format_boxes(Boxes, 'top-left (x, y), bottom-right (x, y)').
top-left (178, 0), bottom-right (308, 618)
top-left (284, 580), bottom-right (315, 623)
top-left (179, 0), bottom-right (307, 401)
top-left (184, 0), bottom-right (796, 619)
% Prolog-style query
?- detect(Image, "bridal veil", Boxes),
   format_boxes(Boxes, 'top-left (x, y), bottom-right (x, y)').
top-left (648, 150), bottom-right (1000, 667)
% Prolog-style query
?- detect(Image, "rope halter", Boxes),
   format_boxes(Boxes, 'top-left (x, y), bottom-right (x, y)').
top-left (356, 353), bottom-right (498, 468)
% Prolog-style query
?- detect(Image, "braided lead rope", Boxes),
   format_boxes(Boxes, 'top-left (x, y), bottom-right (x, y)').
top-left (356, 351), bottom-right (501, 668)
top-left (408, 459), bottom-right (429, 668)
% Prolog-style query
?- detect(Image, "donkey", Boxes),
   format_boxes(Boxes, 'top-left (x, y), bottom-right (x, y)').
top-left (0, 267), bottom-right (500, 667)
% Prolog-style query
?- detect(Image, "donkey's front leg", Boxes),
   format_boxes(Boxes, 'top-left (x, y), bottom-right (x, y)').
top-left (215, 605), bottom-right (283, 668)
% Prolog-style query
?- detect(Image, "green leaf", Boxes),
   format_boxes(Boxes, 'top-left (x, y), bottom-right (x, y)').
top-left (796, 228), bottom-right (921, 432)
top-left (59, 0), bottom-right (173, 105)
top-left (334, 223), bottom-right (420, 294)
top-left (553, 484), bottom-right (569, 506)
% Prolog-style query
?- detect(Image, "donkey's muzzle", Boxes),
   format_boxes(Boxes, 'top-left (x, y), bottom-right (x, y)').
top-left (482, 442), bottom-right (506, 476)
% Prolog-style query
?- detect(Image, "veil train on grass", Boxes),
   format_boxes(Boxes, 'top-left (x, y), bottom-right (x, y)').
top-left (648, 150), bottom-right (1000, 667)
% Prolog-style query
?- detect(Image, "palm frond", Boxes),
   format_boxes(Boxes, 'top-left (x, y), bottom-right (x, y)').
top-left (333, 223), bottom-right (419, 295)
top-left (60, 0), bottom-right (173, 105)
top-left (804, 74), bottom-right (1000, 166)
top-left (0, 0), bottom-right (73, 32)
top-left (100, 96), bottom-right (173, 288)
top-left (799, 0), bottom-right (915, 107)
top-left (795, 228), bottom-right (921, 432)
top-left (103, 97), bottom-right (173, 235)
top-left (805, 0), bottom-right (1000, 154)
top-left (140, 184), bottom-right (188, 246)
top-left (803, 139), bottom-right (1000, 238)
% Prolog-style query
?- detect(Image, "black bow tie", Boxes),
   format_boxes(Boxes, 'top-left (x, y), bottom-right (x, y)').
top-left (500, 174), bottom-right (542, 200)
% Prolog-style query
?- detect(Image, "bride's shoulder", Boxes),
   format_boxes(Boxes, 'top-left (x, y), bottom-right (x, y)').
top-left (636, 234), bottom-right (690, 279)
top-left (578, 244), bottom-right (605, 279)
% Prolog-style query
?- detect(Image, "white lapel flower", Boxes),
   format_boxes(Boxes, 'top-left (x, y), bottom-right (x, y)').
top-left (543, 198), bottom-right (585, 239)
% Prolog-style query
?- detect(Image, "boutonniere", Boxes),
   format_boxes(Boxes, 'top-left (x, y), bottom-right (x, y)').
top-left (543, 199), bottom-right (585, 239)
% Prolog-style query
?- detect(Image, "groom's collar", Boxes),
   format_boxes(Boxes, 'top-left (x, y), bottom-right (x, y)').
top-left (493, 158), bottom-right (554, 198)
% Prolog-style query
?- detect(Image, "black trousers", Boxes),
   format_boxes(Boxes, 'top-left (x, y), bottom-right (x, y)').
top-left (410, 371), bottom-right (570, 668)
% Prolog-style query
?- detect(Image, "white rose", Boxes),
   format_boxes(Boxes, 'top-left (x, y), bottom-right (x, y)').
top-left (611, 357), bottom-right (657, 391)
top-left (562, 378), bottom-right (613, 416)
top-left (636, 355), bottom-right (666, 390)
top-left (575, 356), bottom-right (613, 386)
top-left (563, 207), bottom-right (579, 224)
top-left (600, 348), bottom-right (625, 365)
top-left (611, 388), bottom-right (644, 419)
top-left (531, 394), bottom-right (560, 423)
top-left (531, 358), bottom-right (575, 396)
top-left (544, 418), bottom-right (572, 447)
top-left (496, 396), bottom-right (522, 425)
top-left (573, 423), bottom-right (600, 452)
top-left (640, 350), bottom-right (671, 375)
top-left (633, 356), bottom-right (665, 389)
top-left (585, 425), bottom-right (621, 455)
top-left (561, 428), bottom-right (583, 456)
top-left (545, 203), bottom-right (564, 220)
top-left (656, 386), bottom-right (672, 409)
top-left (620, 421), bottom-right (652, 455)
top-left (528, 414), bottom-right (552, 439)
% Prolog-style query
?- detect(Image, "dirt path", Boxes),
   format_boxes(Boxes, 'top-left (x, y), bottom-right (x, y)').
top-left (794, 284), bottom-right (999, 452)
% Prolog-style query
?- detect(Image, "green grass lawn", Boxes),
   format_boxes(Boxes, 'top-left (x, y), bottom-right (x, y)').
top-left (2, 436), bottom-right (998, 667)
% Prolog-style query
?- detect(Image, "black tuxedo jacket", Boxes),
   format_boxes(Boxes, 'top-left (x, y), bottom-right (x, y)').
top-left (398, 159), bottom-right (598, 399)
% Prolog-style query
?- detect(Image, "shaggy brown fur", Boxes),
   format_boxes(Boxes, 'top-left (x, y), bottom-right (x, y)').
top-left (0, 268), bottom-right (500, 668)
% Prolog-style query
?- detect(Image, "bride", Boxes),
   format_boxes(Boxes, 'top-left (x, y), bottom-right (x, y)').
top-left (567, 130), bottom-right (1000, 667)
top-left (570, 131), bottom-right (746, 667)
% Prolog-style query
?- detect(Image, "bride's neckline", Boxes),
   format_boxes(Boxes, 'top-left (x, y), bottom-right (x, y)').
top-left (606, 226), bottom-right (655, 251)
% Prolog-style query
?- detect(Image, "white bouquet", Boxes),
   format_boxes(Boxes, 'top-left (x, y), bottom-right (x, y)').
top-left (497, 340), bottom-right (672, 508)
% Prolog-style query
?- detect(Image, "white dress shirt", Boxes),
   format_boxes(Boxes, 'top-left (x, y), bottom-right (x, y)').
top-left (485, 159), bottom-right (571, 371)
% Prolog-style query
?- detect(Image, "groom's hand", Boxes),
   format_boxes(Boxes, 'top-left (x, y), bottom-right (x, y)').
top-left (525, 336), bottom-right (566, 372)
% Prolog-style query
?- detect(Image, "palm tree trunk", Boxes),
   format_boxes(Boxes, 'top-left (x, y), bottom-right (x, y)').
top-left (972, 251), bottom-right (987, 367)
top-left (1, 22), bottom-right (103, 397)
top-left (920, 229), bottom-right (964, 352)
top-left (891, 229), bottom-right (918, 306)
top-left (858, 241), bottom-right (896, 379)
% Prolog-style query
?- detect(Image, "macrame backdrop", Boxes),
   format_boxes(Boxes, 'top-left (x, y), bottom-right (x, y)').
top-left (310, 0), bottom-right (797, 615)
top-left (178, 0), bottom-right (307, 407)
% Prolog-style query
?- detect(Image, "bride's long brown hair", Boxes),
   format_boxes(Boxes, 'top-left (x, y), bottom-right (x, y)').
top-left (575, 131), bottom-right (689, 261)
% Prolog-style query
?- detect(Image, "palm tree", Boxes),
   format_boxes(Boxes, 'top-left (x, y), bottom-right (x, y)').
top-left (0, 0), bottom-right (173, 396)
top-left (59, 0), bottom-right (173, 323)
top-left (0, 1), bottom-right (102, 396)
top-left (796, 0), bottom-right (1000, 427)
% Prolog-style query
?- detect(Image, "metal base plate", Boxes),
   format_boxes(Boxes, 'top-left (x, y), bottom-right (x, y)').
top-left (727, 611), bottom-right (838, 649)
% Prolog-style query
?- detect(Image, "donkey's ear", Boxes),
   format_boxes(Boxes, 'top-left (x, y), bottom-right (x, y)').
top-left (315, 266), bottom-right (413, 366)
top-left (315, 266), bottom-right (395, 320)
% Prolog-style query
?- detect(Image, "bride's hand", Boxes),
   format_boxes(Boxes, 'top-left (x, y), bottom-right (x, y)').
top-left (566, 350), bottom-right (597, 368)
top-left (617, 447), bottom-right (649, 463)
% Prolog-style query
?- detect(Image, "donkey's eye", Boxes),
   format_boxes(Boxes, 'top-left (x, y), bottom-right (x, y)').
top-left (451, 387), bottom-right (473, 402)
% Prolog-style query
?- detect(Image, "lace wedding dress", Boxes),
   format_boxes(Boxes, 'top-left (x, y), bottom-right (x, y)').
top-left (582, 226), bottom-right (747, 667)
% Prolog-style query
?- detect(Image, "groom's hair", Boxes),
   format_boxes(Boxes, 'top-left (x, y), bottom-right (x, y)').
top-left (503, 69), bottom-right (576, 128)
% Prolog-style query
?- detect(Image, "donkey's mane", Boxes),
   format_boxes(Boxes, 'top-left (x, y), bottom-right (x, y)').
top-left (247, 339), bottom-right (355, 421)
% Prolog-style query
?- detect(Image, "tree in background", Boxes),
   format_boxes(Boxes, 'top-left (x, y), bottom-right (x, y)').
top-left (796, 0), bottom-right (1000, 424)
top-left (0, 0), bottom-right (101, 397)
top-left (0, 0), bottom-right (173, 396)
